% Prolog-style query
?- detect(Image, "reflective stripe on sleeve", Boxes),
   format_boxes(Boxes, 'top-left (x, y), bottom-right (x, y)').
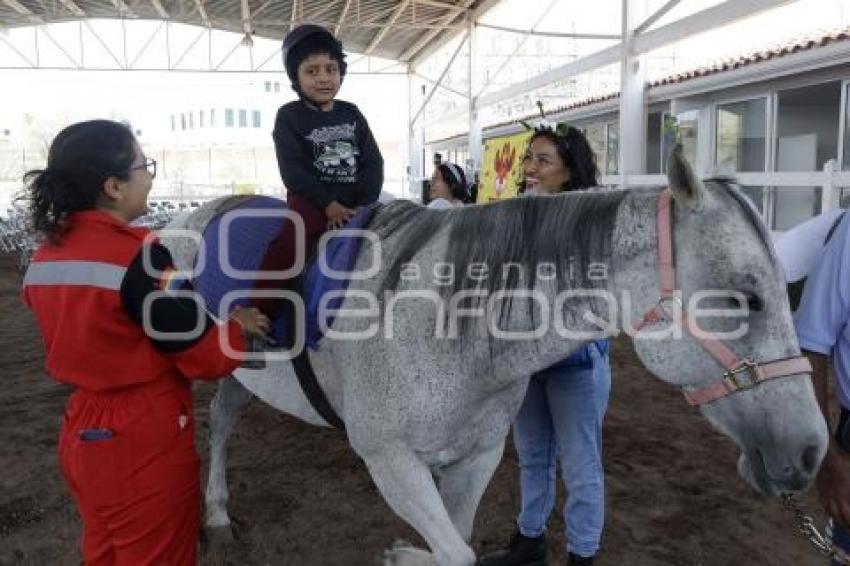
top-left (23, 261), bottom-right (127, 291)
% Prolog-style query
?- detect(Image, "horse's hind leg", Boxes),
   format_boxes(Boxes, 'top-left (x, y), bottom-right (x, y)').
top-left (434, 441), bottom-right (505, 543)
top-left (361, 444), bottom-right (475, 566)
top-left (204, 375), bottom-right (253, 543)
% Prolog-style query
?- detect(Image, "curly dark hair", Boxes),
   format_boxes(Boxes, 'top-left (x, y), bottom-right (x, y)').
top-left (523, 126), bottom-right (599, 193)
top-left (18, 119), bottom-right (136, 244)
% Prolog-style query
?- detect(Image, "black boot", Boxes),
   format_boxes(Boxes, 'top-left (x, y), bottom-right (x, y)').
top-left (568, 552), bottom-right (594, 566)
top-left (478, 532), bottom-right (546, 566)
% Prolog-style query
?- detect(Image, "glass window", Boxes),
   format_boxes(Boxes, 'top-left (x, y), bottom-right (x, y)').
top-left (210, 109), bottom-right (216, 127)
top-left (716, 98), bottom-right (767, 172)
top-left (605, 122), bottom-right (620, 175)
top-left (676, 110), bottom-right (699, 168)
top-left (585, 123), bottom-right (606, 175)
top-left (180, 113), bottom-right (186, 130)
top-left (646, 112), bottom-right (662, 174)
top-left (199, 110), bottom-right (205, 128)
top-left (772, 188), bottom-right (822, 231)
top-left (252, 110), bottom-right (261, 128)
top-left (774, 82), bottom-right (840, 229)
top-left (189, 113), bottom-right (194, 129)
top-left (238, 110), bottom-right (247, 128)
top-left (264, 81), bottom-right (271, 92)
top-left (844, 84), bottom-right (850, 170)
top-left (274, 82), bottom-right (280, 93)
top-left (225, 109), bottom-right (234, 128)
top-left (170, 115), bottom-right (175, 132)
top-left (840, 188), bottom-right (850, 208)
top-left (606, 122), bottom-right (619, 175)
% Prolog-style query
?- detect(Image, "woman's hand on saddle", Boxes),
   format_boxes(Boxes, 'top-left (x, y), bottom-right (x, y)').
top-left (230, 306), bottom-right (271, 338)
top-left (817, 445), bottom-right (850, 528)
top-left (325, 201), bottom-right (356, 230)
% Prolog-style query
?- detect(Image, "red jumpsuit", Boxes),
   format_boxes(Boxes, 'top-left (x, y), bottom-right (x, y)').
top-left (22, 211), bottom-right (245, 565)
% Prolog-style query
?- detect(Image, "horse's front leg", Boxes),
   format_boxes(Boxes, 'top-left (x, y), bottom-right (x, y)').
top-left (434, 440), bottom-right (506, 543)
top-left (204, 375), bottom-right (253, 543)
top-left (360, 443), bottom-right (476, 566)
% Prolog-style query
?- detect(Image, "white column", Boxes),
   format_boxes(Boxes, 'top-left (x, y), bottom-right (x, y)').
top-left (618, 0), bottom-right (648, 186)
top-left (408, 73), bottom-right (426, 200)
top-left (467, 19), bottom-right (483, 177)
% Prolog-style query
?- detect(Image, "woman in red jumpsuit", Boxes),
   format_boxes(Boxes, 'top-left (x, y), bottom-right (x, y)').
top-left (20, 119), bottom-right (269, 565)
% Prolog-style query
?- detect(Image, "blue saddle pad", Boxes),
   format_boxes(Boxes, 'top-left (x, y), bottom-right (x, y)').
top-left (304, 202), bottom-right (381, 348)
top-left (193, 196), bottom-right (290, 344)
top-left (192, 196), bottom-right (379, 350)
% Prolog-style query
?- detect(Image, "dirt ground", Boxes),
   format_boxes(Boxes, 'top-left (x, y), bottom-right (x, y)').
top-left (0, 251), bottom-right (830, 566)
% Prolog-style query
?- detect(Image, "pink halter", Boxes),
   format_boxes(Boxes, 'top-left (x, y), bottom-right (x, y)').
top-left (634, 189), bottom-right (811, 406)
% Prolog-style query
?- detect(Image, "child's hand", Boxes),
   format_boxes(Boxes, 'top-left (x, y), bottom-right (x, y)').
top-left (325, 201), bottom-right (355, 229)
top-left (230, 306), bottom-right (271, 337)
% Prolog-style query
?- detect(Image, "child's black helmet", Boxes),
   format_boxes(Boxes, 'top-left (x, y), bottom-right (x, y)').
top-left (282, 24), bottom-right (347, 90)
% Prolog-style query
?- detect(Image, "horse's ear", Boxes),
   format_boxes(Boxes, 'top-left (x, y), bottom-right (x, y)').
top-left (666, 143), bottom-right (704, 209)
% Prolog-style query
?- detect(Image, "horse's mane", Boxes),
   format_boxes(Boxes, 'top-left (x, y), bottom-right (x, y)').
top-left (372, 190), bottom-right (627, 298)
top-left (706, 178), bottom-right (773, 254)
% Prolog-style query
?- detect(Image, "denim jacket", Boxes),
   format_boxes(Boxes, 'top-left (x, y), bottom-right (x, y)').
top-left (548, 340), bottom-right (610, 371)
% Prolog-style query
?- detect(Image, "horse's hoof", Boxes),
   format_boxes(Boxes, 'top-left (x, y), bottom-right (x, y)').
top-left (378, 539), bottom-right (436, 566)
top-left (204, 525), bottom-right (236, 547)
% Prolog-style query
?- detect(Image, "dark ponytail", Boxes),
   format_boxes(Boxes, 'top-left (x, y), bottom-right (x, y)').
top-left (437, 162), bottom-right (468, 202)
top-left (18, 120), bottom-right (136, 244)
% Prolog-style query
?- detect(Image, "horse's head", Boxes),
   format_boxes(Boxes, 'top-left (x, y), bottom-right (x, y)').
top-left (623, 145), bottom-right (828, 496)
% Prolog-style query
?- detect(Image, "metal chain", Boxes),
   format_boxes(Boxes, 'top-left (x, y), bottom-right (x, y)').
top-left (780, 493), bottom-right (850, 565)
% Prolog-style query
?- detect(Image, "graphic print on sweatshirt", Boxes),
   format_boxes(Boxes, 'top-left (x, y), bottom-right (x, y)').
top-left (306, 122), bottom-right (359, 184)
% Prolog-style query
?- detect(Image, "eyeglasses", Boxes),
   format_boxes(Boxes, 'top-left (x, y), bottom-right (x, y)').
top-left (128, 158), bottom-right (157, 179)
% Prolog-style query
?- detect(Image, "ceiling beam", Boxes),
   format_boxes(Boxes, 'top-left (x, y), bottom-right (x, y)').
top-left (2, 0), bottom-right (40, 22)
top-left (365, 0), bottom-right (411, 55)
top-left (149, 0), bottom-right (169, 19)
top-left (415, 0), bottom-right (467, 11)
top-left (476, 23), bottom-right (619, 40)
top-left (109, 0), bottom-right (137, 18)
top-left (402, 0), bottom-right (482, 63)
top-left (194, 0), bottom-right (211, 27)
top-left (241, 0), bottom-right (252, 35)
top-left (334, 0), bottom-right (352, 35)
top-left (58, 0), bottom-right (87, 17)
top-left (635, 0), bottom-right (681, 35)
top-left (289, 0), bottom-right (298, 31)
top-left (475, 0), bottom-right (799, 110)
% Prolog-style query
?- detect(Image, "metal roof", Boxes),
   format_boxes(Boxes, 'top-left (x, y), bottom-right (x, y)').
top-left (473, 26), bottom-right (850, 136)
top-left (0, 0), bottom-right (491, 63)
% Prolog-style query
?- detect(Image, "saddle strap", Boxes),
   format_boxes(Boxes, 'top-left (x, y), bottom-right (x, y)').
top-left (285, 271), bottom-right (346, 431)
top-left (291, 350), bottom-right (345, 430)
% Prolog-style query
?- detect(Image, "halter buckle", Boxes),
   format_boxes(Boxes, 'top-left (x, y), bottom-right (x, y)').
top-left (724, 359), bottom-right (762, 390)
top-left (656, 295), bottom-right (683, 321)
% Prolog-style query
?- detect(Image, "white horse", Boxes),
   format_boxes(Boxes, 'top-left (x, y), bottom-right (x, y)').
top-left (162, 147), bottom-right (827, 565)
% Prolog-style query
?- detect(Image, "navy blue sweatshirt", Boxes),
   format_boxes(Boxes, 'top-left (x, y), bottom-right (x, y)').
top-left (272, 99), bottom-right (384, 211)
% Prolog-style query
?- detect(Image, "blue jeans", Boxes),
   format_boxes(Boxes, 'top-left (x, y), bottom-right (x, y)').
top-left (831, 408), bottom-right (850, 564)
top-left (513, 342), bottom-right (611, 558)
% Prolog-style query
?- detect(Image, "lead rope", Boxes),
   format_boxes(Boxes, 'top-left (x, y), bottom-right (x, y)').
top-left (781, 494), bottom-right (850, 564)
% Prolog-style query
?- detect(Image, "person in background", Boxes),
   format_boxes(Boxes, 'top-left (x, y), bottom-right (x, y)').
top-left (480, 124), bottom-right (611, 566)
top-left (251, 24), bottom-right (383, 321)
top-left (20, 119), bottom-right (269, 564)
top-left (793, 211), bottom-right (850, 566)
top-left (427, 161), bottom-right (468, 209)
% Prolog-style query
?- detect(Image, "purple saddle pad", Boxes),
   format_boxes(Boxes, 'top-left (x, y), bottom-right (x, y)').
top-left (191, 196), bottom-right (381, 349)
